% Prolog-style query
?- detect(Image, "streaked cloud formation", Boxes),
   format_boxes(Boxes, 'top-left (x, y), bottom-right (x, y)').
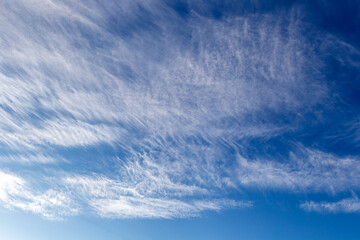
top-left (0, 171), bottom-right (77, 220)
top-left (237, 148), bottom-right (360, 192)
top-left (0, 0), bottom-right (359, 219)
top-left (301, 196), bottom-right (360, 213)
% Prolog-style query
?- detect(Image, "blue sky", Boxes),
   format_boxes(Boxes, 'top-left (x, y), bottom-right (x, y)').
top-left (0, 0), bottom-right (359, 239)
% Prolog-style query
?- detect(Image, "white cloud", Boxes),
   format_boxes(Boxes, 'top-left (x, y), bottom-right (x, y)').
top-left (64, 174), bottom-right (251, 219)
top-left (0, 0), bottom-right (331, 150)
top-left (0, 0), bottom-right (359, 219)
top-left (0, 154), bottom-right (59, 164)
top-left (300, 196), bottom-right (360, 213)
top-left (0, 171), bottom-right (78, 220)
top-left (91, 197), bottom-right (251, 219)
top-left (0, 119), bottom-right (121, 148)
top-left (0, 171), bottom-right (26, 202)
top-left (236, 148), bottom-right (360, 193)
top-left (12, 189), bottom-right (79, 220)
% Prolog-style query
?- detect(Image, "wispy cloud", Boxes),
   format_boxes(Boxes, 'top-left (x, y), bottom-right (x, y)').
top-left (91, 198), bottom-right (251, 219)
top-left (236, 148), bottom-right (360, 193)
top-left (0, 0), bottom-right (359, 219)
top-left (0, 171), bottom-right (78, 220)
top-left (64, 173), bottom-right (251, 219)
top-left (0, 153), bottom-right (60, 164)
top-left (301, 196), bottom-right (360, 213)
top-left (0, 119), bottom-right (121, 149)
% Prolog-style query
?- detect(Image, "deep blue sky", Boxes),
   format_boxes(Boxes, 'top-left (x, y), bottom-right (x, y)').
top-left (0, 0), bottom-right (359, 239)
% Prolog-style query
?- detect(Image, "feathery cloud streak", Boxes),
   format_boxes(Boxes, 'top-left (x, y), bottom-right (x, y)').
top-left (301, 197), bottom-right (360, 214)
top-left (0, 0), bottom-right (359, 219)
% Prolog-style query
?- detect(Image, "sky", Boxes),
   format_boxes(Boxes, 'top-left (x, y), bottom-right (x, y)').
top-left (0, 0), bottom-right (359, 239)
